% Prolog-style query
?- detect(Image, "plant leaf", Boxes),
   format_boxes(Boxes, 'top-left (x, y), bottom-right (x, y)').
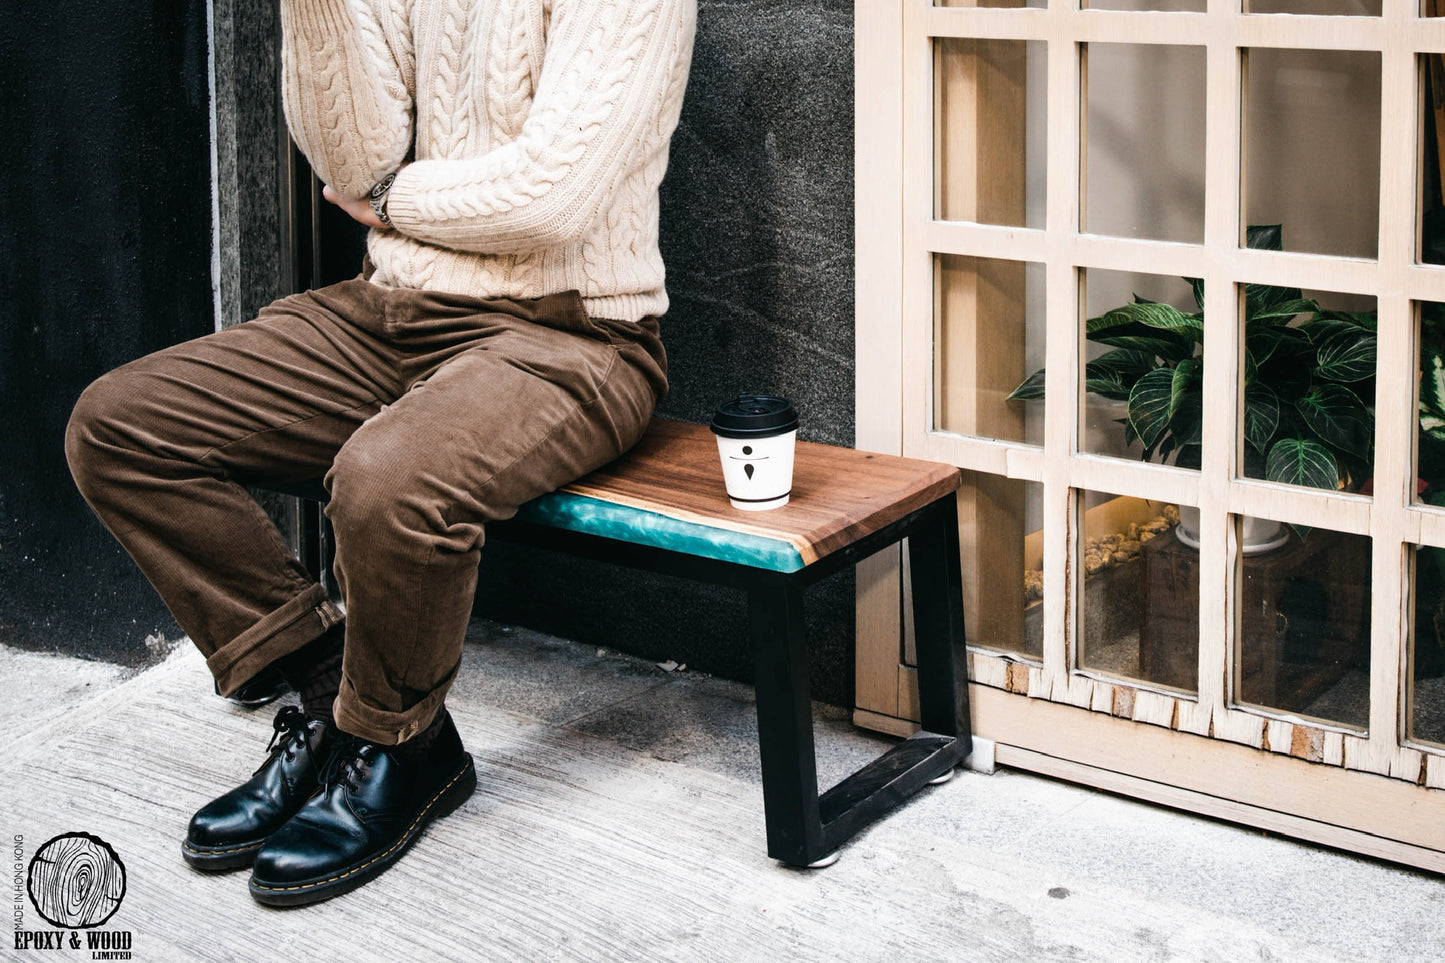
top-left (1088, 347), bottom-right (1156, 378)
top-left (1127, 367), bottom-right (1179, 450)
top-left (1186, 276), bottom-right (1205, 312)
top-left (1172, 357), bottom-right (1201, 393)
top-left (1086, 305), bottom-right (1199, 362)
top-left (1245, 324), bottom-right (1309, 374)
top-left (1298, 318), bottom-right (1365, 346)
top-left (1250, 298), bottom-right (1319, 325)
top-left (1094, 301), bottom-right (1204, 339)
top-left (1086, 347), bottom-right (1156, 396)
top-left (1088, 333), bottom-right (1198, 361)
top-left (1171, 391), bottom-right (1203, 448)
top-left (1318, 308), bottom-right (1378, 332)
top-left (1246, 282), bottom-right (1306, 317)
top-left (1007, 368), bottom-right (1047, 401)
top-left (1246, 224), bottom-right (1284, 251)
top-left (1420, 351), bottom-right (1445, 439)
top-left (1243, 382), bottom-right (1281, 455)
top-left (1251, 328), bottom-right (1316, 403)
top-left (1266, 437), bottom-right (1340, 491)
top-left (1084, 368), bottom-right (1130, 400)
top-left (1311, 328), bottom-right (1377, 383)
top-left (1295, 383), bottom-right (1373, 458)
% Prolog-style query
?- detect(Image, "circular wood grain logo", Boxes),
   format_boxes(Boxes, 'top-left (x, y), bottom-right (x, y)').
top-left (26, 832), bottom-right (127, 929)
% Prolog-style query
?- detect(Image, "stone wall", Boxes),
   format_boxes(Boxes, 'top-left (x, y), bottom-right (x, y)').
top-left (0, 1), bottom-right (213, 662)
top-left (476, 0), bottom-right (858, 704)
top-left (14, 0), bottom-right (860, 704)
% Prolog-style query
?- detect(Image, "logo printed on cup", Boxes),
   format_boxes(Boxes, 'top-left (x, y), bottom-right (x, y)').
top-left (710, 395), bottom-right (798, 511)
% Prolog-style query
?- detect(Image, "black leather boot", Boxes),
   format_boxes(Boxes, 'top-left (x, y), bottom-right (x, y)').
top-left (183, 705), bottom-right (331, 871)
top-left (214, 664), bottom-right (290, 709)
top-left (248, 711), bottom-right (476, 907)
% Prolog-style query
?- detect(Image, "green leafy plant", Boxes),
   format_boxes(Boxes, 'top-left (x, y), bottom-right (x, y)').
top-left (1007, 225), bottom-right (1377, 493)
top-left (1416, 302), bottom-right (1445, 677)
top-left (1418, 303), bottom-right (1445, 500)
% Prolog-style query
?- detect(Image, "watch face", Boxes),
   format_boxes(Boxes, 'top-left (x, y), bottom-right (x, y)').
top-left (368, 173), bottom-right (396, 224)
top-left (370, 173), bottom-right (396, 199)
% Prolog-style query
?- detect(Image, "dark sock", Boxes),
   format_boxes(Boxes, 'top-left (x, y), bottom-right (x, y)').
top-left (276, 623), bottom-right (345, 725)
top-left (392, 708), bottom-right (451, 764)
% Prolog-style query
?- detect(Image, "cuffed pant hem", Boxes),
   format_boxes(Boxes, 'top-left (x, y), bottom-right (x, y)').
top-left (206, 584), bottom-right (344, 695)
top-left (332, 675), bottom-right (452, 745)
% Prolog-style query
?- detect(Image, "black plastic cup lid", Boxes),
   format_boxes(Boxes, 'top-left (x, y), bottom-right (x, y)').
top-left (710, 394), bottom-right (799, 438)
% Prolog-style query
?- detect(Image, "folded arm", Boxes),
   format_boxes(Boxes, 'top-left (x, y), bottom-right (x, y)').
top-left (280, 0), bottom-right (415, 198)
top-left (382, 0), bottom-right (696, 254)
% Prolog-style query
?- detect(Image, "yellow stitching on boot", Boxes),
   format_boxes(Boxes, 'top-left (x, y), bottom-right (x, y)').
top-left (251, 760), bottom-right (472, 893)
top-left (184, 839), bottom-right (264, 856)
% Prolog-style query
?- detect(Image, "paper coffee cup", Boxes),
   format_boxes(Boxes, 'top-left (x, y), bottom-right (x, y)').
top-left (710, 395), bottom-right (799, 511)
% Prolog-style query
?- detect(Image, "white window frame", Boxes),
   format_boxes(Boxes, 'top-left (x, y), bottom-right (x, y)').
top-left (855, 0), bottom-right (1445, 871)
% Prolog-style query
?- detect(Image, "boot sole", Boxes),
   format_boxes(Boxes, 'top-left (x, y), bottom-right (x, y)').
top-left (181, 837), bottom-right (266, 872)
top-left (247, 753), bottom-right (477, 908)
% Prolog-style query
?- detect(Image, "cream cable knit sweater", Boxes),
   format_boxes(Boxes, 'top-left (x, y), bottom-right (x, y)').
top-left (280, 0), bottom-right (696, 323)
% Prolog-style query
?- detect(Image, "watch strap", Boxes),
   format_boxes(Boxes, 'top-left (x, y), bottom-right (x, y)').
top-left (369, 172), bottom-right (397, 226)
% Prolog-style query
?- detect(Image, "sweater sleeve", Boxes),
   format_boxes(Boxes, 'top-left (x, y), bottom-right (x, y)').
top-left (382, 0), bottom-right (696, 255)
top-left (280, 0), bottom-right (415, 198)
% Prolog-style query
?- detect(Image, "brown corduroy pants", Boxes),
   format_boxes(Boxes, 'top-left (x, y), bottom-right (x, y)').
top-left (65, 277), bottom-right (667, 744)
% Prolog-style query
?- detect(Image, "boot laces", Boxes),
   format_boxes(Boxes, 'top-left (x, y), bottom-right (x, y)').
top-left (255, 705), bottom-right (318, 775)
top-left (321, 734), bottom-right (370, 794)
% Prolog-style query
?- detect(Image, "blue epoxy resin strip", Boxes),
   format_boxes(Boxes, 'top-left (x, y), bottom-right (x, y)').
top-left (516, 491), bottom-right (806, 573)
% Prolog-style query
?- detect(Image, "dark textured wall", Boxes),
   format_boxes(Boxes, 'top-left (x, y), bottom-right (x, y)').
top-left (5, 0), bottom-right (859, 705)
top-left (0, 1), bottom-right (213, 661)
top-left (213, 0), bottom-right (291, 328)
top-left (475, 0), bottom-right (858, 703)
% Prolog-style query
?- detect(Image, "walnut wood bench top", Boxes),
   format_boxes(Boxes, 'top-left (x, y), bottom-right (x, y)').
top-left (517, 418), bottom-right (961, 572)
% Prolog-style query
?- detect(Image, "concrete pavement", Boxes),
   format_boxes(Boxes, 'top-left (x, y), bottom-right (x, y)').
top-left (3, 622), bottom-right (1442, 962)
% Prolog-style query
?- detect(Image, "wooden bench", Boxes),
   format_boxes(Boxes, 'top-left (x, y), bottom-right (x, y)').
top-left (267, 418), bottom-right (971, 867)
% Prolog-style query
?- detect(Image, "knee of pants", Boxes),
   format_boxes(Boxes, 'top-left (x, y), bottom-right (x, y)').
top-left (325, 440), bottom-right (472, 561)
top-left (64, 369), bottom-right (135, 498)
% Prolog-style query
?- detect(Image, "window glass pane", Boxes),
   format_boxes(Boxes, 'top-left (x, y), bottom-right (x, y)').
top-left (937, 0), bottom-right (1043, 7)
top-left (1244, 48), bottom-right (1381, 260)
top-left (1080, 268), bottom-right (1202, 467)
top-left (1235, 519), bottom-right (1371, 729)
top-left (1081, 489), bottom-right (1194, 692)
top-left (1237, 285), bottom-right (1375, 492)
top-left (957, 472), bottom-right (1044, 661)
top-left (1084, 43), bottom-right (1206, 243)
top-left (1411, 544), bottom-right (1445, 746)
top-left (936, 255), bottom-right (1045, 444)
top-left (1247, 0), bottom-right (1380, 14)
top-left (1423, 56), bottom-right (1445, 266)
top-left (1087, 0), bottom-right (1204, 10)
top-left (1421, 302), bottom-right (1445, 506)
top-left (935, 38), bottom-right (1045, 228)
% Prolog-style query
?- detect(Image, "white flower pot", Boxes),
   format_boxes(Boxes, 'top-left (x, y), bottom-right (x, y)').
top-left (1175, 506), bottom-right (1288, 555)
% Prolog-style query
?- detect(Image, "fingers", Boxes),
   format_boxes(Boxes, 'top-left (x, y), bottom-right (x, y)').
top-left (320, 184), bottom-right (387, 230)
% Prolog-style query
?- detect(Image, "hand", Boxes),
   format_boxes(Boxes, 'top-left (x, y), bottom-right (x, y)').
top-left (322, 183), bottom-right (388, 230)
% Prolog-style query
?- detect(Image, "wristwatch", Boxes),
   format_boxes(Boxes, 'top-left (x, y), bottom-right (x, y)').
top-left (369, 172), bottom-right (397, 226)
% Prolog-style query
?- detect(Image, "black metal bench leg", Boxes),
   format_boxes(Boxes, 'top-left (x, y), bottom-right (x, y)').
top-left (908, 496), bottom-right (972, 752)
top-left (746, 501), bottom-right (973, 867)
top-left (297, 497), bottom-right (324, 581)
top-left (292, 497), bottom-right (339, 602)
top-left (747, 573), bottom-right (827, 866)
